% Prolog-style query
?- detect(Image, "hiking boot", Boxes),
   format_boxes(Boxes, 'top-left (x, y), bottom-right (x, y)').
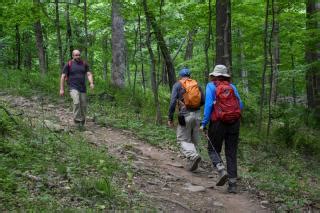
top-left (227, 180), bottom-right (237, 194)
top-left (186, 156), bottom-right (201, 172)
top-left (215, 163), bottom-right (228, 186)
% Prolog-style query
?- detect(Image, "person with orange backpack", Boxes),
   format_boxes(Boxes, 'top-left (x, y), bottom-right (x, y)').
top-left (59, 49), bottom-right (94, 129)
top-left (200, 64), bottom-right (243, 193)
top-left (168, 68), bottom-right (205, 172)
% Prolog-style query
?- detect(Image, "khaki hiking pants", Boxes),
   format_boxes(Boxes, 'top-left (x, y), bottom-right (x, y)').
top-left (177, 110), bottom-right (201, 161)
top-left (70, 89), bottom-right (87, 123)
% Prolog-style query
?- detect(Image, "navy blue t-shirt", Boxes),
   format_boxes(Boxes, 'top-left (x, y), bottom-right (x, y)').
top-left (62, 60), bottom-right (90, 93)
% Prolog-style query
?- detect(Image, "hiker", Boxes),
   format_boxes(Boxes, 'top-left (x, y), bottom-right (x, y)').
top-left (59, 49), bottom-right (94, 128)
top-left (200, 64), bottom-right (243, 193)
top-left (168, 68), bottom-right (205, 172)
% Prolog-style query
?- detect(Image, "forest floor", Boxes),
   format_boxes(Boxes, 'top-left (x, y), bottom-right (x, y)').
top-left (0, 93), bottom-right (270, 212)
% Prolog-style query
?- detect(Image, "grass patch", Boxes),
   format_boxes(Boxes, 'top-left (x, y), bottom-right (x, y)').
top-left (1, 68), bottom-right (320, 210)
top-left (0, 106), bottom-right (147, 211)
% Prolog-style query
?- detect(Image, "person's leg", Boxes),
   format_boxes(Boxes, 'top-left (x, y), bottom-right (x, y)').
top-left (79, 92), bottom-right (87, 125)
top-left (177, 112), bottom-right (200, 171)
top-left (69, 89), bottom-right (82, 124)
top-left (191, 110), bottom-right (201, 147)
top-left (208, 121), bottom-right (228, 186)
top-left (224, 120), bottom-right (240, 193)
top-left (207, 121), bottom-right (224, 167)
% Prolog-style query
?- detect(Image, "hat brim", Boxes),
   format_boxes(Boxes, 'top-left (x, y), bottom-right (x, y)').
top-left (209, 72), bottom-right (230, 77)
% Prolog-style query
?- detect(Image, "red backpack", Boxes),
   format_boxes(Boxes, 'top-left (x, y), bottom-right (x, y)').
top-left (211, 81), bottom-right (241, 123)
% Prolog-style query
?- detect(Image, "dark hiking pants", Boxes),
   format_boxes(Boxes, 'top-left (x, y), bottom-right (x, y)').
top-left (208, 120), bottom-right (240, 179)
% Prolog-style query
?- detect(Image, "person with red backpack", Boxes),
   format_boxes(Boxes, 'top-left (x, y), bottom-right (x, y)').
top-left (200, 64), bottom-right (243, 193)
top-left (59, 49), bottom-right (94, 129)
top-left (168, 68), bottom-right (205, 172)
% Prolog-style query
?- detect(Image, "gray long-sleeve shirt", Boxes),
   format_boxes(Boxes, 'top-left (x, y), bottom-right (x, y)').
top-left (168, 79), bottom-right (205, 121)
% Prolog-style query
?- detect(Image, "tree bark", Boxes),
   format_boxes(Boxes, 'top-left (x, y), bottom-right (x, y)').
top-left (236, 29), bottom-right (249, 94)
top-left (34, 2), bottom-right (47, 76)
top-left (216, 0), bottom-right (232, 73)
top-left (133, 23), bottom-right (138, 96)
top-left (205, 0), bottom-right (213, 83)
top-left (111, 0), bottom-right (125, 88)
top-left (143, 0), bottom-right (176, 90)
top-left (55, 0), bottom-right (63, 71)
top-left (102, 36), bottom-right (109, 82)
top-left (291, 50), bottom-right (296, 105)
top-left (271, 3), bottom-right (280, 104)
top-left (145, 3), bottom-right (162, 125)
top-left (66, 2), bottom-right (73, 59)
top-left (259, 0), bottom-right (270, 132)
top-left (15, 24), bottom-right (21, 70)
top-left (184, 29), bottom-right (197, 61)
top-left (22, 32), bottom-right (32, 70)
top-left (138, 12), bottom-right (146, 93)
top-left (306, 0), bottom-right (320, 123)
top-left (267, 0), bottom-right (276, 137)
top-left (83, 0), bottom-right (88, 60)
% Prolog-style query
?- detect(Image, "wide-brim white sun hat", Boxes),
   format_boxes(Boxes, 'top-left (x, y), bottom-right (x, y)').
top-left (209, 65), bottom-right (230, 77)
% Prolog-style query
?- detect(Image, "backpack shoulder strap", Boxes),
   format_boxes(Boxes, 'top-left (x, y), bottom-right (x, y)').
top-left (67, 60), bottom-right (72, 73)
top-left (179, 79), bottom-right (186, 88)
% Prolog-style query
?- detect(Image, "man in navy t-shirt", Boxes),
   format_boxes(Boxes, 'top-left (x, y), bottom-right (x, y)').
top-left (59, 49), bottom-right (94, 128)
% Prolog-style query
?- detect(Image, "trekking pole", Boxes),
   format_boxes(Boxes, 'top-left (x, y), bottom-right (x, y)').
top-left (202, 130), bottom-right (224, 163)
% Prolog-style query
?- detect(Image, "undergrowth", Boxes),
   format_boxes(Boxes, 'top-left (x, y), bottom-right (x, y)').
top-left (0, 68), bottom-right (319, 210)
top-left (0, 104), bottom-right (148, 211)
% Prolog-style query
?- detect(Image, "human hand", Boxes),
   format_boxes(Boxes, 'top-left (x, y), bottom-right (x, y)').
top-left (199, 125), bottom-right (207, 135)
top-left (168, 120), bottom-right (174, 127)
top-left (60, 89), bottom-right (64, 96)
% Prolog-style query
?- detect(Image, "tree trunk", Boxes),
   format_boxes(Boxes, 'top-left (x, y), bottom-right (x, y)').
top-left (83, 0), bottom-right (88, 60)
top-left (143, 0), bottom-right (176, 90)
top-left (125, 45), bottom-right (131, 88)
top-left (271, 5), bottom-right (280, 104)
top-left (102, 37), bottom-right (108, 82)
top-left (216, 0), bottom-right (232, 73)
top-left (34, 20), bottom-right (47, 75)
top-left (55, 0), bottom-right (63, 70)
top-left (66, 2), bottom-right (73, 59)
top-left (43, 26), bottom-right (49, 71)
top-left (205, 0), bottom-right (213, 83)
top-left (236, 29), bottom-right (249, 94)
top-left (145, 3), bottom-right (162, 125)
top-left (291, 51), bottom-right (296, 105)
top-left (184, 29), bottom-right (197, 61)
top-left (133, 23), bottom-right (138, 96)
top-left (111, 0), bottom-right (125, 88)
top-left (22, 32), bottom-right (32, 70)
top-left (89, 33), bottom-right (95, 68)
top-left (15, 24), bottom-right (21, 70)
top-left (259, 0), bottom-right (270, 132)
top-left (138, 12), bottom-right (146, 93)
top-left (306, 0), bottom-right (320, 123)
top-left (267, 0), bottom-right (276, 137)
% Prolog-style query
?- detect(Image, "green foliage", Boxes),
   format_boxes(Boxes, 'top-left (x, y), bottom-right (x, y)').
top-left (272, 105), bottom-right (320, 155)
top-left (240, 134), bottom-right (320, 210)
top-left (0, 107), bottom-right (141, 211)
top-left (0, 110), bottom-right (16, 137)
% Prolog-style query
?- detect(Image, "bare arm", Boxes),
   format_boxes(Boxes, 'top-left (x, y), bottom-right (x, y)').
top-left (87, 72), bottom-right (94, 89)
top-left (60, 74), bottom-right (66, 96)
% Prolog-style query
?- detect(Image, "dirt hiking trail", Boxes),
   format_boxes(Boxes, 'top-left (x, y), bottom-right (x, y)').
top-left (0, 93), bottom-right (270, 212)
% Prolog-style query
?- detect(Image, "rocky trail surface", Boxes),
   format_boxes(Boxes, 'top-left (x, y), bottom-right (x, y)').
top-left (0, 93), bottom-right (270, 212)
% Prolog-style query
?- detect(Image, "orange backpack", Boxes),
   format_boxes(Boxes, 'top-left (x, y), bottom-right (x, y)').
top-left (179, 78), bottom-right (201, 109)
